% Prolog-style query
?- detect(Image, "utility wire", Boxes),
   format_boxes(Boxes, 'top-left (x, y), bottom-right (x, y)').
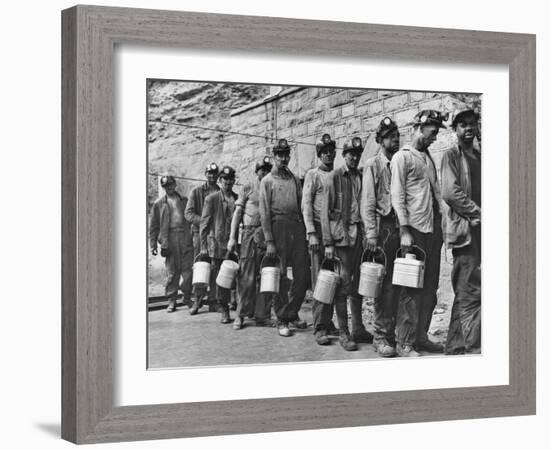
top-left (149, 118), bottom-right (347, 149)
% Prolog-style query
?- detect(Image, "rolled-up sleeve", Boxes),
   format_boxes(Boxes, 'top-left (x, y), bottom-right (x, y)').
top-left (259, 178), bottom-right (274, 242)
top-left (391, 152), bottom-right (410, 227)
top-left (361, 163), bottom-right (379, 240)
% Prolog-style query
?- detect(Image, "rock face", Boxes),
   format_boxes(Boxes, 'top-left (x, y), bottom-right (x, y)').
top-left (147, 81), bottom-right (270, 204)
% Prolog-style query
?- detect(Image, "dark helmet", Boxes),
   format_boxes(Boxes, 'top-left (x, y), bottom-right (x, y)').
top-left (218, 165), bottom-right (236, 180)
top-left (272, 138), bottom-right (291, 154)
top-left (414, 110), bottom-right (448, 129)
top-left (256, 155), bottom-right (273, 172)
top-left (160, 175), bottom-right (176, 187)
top-left (375, 117), bottom-right (399, 143)
top-left (205, 162), bottom-right (219, 175)
top-left (342, 136), bottom-right (364, 155)
top-left (451, 108), bottom-right (480, 129)
top-left (315, 133), bottom-right (336, 156)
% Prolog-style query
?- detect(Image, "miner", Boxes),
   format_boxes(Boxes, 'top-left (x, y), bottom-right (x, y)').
top-left (198, 166), bottom-right (238, 324)
top-left (185, 162), bottom-right (220, 313)
top-left (259, 138), bottom-right (309, 337)
top-left (321, 137), bottom-right (374, 351)
top-left (302, 133), bottom-right (339, 345)
top-left (361, 117), bottom-right (401, 357)
top-left (227, 156), bottom-right (274, 329)
top-left (441, 109), bottom-right (482, 354)
top-left (149, 175), bottom-right (194, 313)
top-left (391, 109), bottom-right (446, 356)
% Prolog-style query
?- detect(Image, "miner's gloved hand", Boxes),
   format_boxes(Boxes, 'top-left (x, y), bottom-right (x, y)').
top-left (151, 247), bottom-right (158, 256)
top-left (160, 248), bottom-right (171, 258)
top-left (470, 217), bottom-right (481, 227)
top-left (399, 226), bottom-right (413, 255)
top-left (325, 245), bottom-right (335, 260)
top-left (364, 237), bottom-right (378, 252)
top-left (266, 241), bottom-right (277, 258)
top-left (227, 238), bottom-right (237, 252)
top-left (308, 233), bottom-right (320, 253)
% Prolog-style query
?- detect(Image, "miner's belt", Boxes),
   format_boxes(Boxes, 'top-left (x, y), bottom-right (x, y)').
top-left (242, 224), bottom-right (261, 230)
top-left (169, 227), bottom-right (187, 232)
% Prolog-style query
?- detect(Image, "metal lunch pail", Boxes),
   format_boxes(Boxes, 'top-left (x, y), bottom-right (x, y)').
top-left (312, 258), bottom-right (341, 304)
top-left (260, 255), bottom-right (281, 294)
top-left (358, 247), bottom-right (387, 298)
top-left (392, 245), bottom-right (426, 288)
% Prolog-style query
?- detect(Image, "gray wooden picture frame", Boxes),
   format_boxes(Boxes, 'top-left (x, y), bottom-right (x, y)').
top-left (61, 4), bottom-right (536, 444)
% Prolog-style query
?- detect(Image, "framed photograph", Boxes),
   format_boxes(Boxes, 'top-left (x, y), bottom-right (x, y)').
top-left (62, 5), bottom-right (535, 444)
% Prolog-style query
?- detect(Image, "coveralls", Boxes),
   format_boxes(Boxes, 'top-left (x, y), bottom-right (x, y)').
top-left (149, 193), bottom-right (193, 304)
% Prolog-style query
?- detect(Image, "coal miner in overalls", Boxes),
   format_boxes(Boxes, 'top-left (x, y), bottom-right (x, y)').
top-left (321, 137), bottom-right (374, 351)
top-left (228, 156), bottom-right (273, 330)
top-left (361, 117), bottom-right (401, 357)
top-left (185, 162), bottom-right (220, 313)
top-left (391, 110), bottom-right (447, 357)
top-left (149, 175), bottom-right (194, 313)
top-left (302, 133), bottom-right (339, 344)
top-left (441, 109), bottom-right (482, 354)
top-left (198, 166), bottom-right (238, 324)
top-left (259, 138), bottom-right (309, 338)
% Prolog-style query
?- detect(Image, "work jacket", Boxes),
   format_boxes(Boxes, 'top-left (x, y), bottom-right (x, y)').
top-left (321, 165), bottom-right (363, 247)
top-left (440, 145), bottom-right (481, 248)
top-left (200, 190), bottom-right (238, 258)
top-left (301, 164), bottom-right (332, 235)
top-left (149, 193), bottom-right (192, 250)
top-left (391, 145), bottom-right (442, 234)
top-left (184, 182), bottom-right (220, 234)
top-left (361, 151), bottom-right (394, 241)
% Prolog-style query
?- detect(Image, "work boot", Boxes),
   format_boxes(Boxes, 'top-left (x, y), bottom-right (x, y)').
top-left (255, 318), bottom-right (276, 327)
top-left (189, 299), bottom-right (201, 316)
top-left (374, 338), bottom-right (397, 358)
top-left (289, 318), bottom-right (308, 329)
top-left (233, 316), bottom-right (244, 330)
top-left (327, 321), bottom-right (339, 336)
top-left (278, 323), bottom-right (292, 337)
top-left (315, 330), bottom-right (330, 346)
top-left (220, 306), bottom-right (231, 324)
top-left (415, 340), bottom-right (444, 353)
top-left (339, 332), bottom-right (358, 351)
top-left (351, 327), bottom-right (374, 344)
top-left (166, 299), bottom-right (177, 313)
top-left (396, 344), bottom-right (421, 357)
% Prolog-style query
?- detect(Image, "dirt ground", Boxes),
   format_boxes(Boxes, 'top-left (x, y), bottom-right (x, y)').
top-left (147, 250), bottom-right (454, 369)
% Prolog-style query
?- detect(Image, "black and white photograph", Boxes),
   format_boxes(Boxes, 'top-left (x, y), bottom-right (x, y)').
top-left (147, 81), bottom-right (482, 368)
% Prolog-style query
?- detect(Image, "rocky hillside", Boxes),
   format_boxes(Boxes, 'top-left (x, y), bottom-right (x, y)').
top-left (147, 81), bottom-right (270, 203)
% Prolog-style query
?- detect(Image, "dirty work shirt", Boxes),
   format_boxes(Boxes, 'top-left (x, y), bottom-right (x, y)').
top-left (167, 195), bottom-right (185, 228)
top-left (301, 165), bottom-right (332, 235)
top-left (361, 151), bottom-right (394, 241)
top-left (259, 166), bottom-right (302, 242)
top-left (391, 145), bottom-right (442, 234)
top-left (236, 179), bottom-right (261, 227)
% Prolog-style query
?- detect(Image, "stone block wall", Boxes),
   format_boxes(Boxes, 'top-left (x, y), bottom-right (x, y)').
top-left (222, 87), bottom-right (478, 188)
